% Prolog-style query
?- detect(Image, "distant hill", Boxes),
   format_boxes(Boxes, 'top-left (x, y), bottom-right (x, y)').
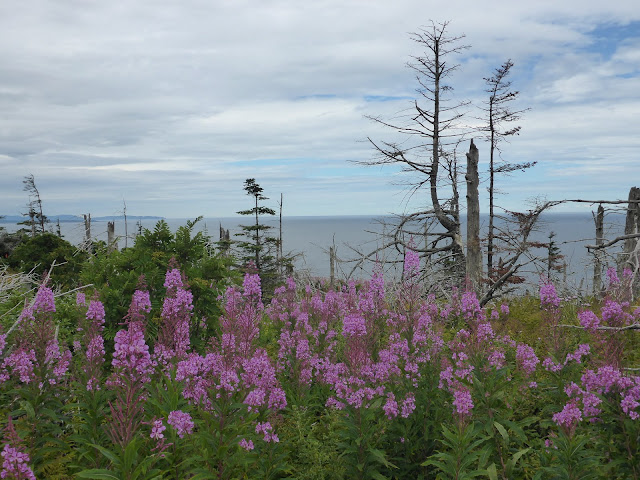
top-left (0, 214), bottom-right (163, 223)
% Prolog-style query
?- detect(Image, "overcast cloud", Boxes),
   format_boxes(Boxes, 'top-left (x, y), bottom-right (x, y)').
top-left (1, 0), bottom-right (639, 217)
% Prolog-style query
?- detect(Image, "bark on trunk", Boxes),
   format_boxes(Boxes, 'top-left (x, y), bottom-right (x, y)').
top-left (107, 221), bottom-right (117, 253)
top-left (621, 187), bottom-right (640, 272)
top-left (593, 204), bottom-right (604, 296)
top-left (329, 246), bottom-right (335, 289)
top-left (83, 214), bottom-right (91, 245)
top-left (465, 139), bottom-right (481, 291)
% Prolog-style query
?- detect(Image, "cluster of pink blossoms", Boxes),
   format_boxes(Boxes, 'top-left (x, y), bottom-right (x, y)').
top-left (0, 444), bottom-right (36, 480)
top-left (1, 284), bottom-right (71, 388)
top-left (176, 273), bottom-right (286, 417)
top-left (167, 410), bottom-right (194, 438)
top-left (555, 366), bottom-right (640, 426)
top-left (155, 269), bottom-right (194, 369)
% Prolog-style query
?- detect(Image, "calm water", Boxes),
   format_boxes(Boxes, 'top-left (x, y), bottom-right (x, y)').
top-left (2, 213), bottom-right (628, 290)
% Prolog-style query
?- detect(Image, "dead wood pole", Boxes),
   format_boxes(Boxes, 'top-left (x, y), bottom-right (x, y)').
top-left (621, 187), bottom-right (640, 271)
top-left (465, 139), bottom-right (481, 291)
top-left (593, 204), bottom-right (604, 296)
top-left (83, 214), bottom-right (91, 245)
top-left (107, 221), bottom-right (117, 253)
top-left (279, 193), bottom-right (283, 277)
top-left (123, 199), bottom-right (128, 249)
top-left (329, 246), bottom-right (336, 288)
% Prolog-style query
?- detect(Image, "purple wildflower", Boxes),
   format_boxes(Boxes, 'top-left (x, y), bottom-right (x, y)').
top-left (167, 410), bottom-right (194, 438)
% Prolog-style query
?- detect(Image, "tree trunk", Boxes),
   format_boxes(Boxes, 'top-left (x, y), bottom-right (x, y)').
top-left (84, 214), bottom-right (91, 246)
top-left (465, 139), bottom-right (481, 291)
top-left (593, 204), bottom-right (604, 296)
top-left (279, 193), bottom-right (283, 276)
top-left (621, 187), bottom-right (640, 298)
top-left (621, 187), bottom-right (640, 271)
top-left (329, 246), bottom-right (335, 289)
top-left (107, 221), bottom-right (117, 253)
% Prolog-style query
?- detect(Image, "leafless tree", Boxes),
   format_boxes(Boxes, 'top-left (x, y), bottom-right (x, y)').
top-left (357, 21), bottom-right (470, 282)
top-left (479, 60), bottom-right (534, 282)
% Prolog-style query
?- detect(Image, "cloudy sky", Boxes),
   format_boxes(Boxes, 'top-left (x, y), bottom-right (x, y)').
top-left (1, 1), bottom-right (639, 218)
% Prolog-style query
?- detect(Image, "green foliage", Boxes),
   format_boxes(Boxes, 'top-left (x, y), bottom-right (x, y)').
top-left (336, 401), bottom-right (396, 480)
top-left (235, 179), bottom-right (291, 296)
top-left (279, 406), bottom-right (345, 480)
top-left (0, 226), bottom-right (23, 258)
top-left (423, 422), bottom-right (490, 479)
top-left (535, 431), bottom-right (602, 480)
top-left (6, 232), bottom-right (88, 288)
top-left (80, 218), bottom-right (237, 347)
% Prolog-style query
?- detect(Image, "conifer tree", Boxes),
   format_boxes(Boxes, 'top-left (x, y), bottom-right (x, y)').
top-left (235, 178), bottom-right (278, 276)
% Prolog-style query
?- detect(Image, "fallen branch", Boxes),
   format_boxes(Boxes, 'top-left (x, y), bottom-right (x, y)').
top-left (556, 323), bottom-right (640, 332)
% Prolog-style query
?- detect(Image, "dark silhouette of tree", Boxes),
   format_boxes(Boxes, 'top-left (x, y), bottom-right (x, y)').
top-left (236, 178), bottom-right (278, 273)
top-left (22, 174), bottom-right (48, 235)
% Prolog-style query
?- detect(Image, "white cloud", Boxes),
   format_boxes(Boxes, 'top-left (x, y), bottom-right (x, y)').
top-left (0, 0), bottom-right (639, 216)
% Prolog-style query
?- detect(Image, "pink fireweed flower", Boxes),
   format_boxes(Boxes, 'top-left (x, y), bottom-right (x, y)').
top-left (127, 289), bottom-right (152, 324)
top-left (564, 344), bottom-right (590, 364)
top-left (32, 284), bottom-right (55, 314)
top-left (4, 284), bottom-right (71, 387)
top-left (500, 304), bottom-right (509, 315)
top-left (516, 344), bottom-right (539, 376)
top-left (243, 272), bottom-right (263, 300)
top-left (461, 290), bottom-right (484, 322)
top-left (452, 387), bottom-right (474, 418)
top-left (540, 282), bottom-right (560, 309)
top-left (403, 240), bottom-right (420, 280)
top-left (76, 299), bottom-right (107, 391)
top-left (239, 438), bottom-right (254, 451)
top-left (553, 402), bottom-right (582, 432)
top-left (0, 444), bottom-right (36, 480)
top-left (156, 268), bottom-right (194, 367)
top-left (255, 422), bottom-right (279, 443)
top-left (401, 393), bottom-right (416, 418)
top-left (542, 357), bottom-right (563, 373)
top-left (167, 410), bottom-right (194, 438)
top-left (578, 310), bottom-right (600, 331)
top-left (488, 350), bottom-right (506, 370)
top-left (150, 419), bottom-right (166, 440)
top-left (342, 314), bottom-right (366, 337)
top-left (383, 393), bottom-right (399, 419)
top-left (1, 419), bottom-right (36, 480)
top-left (2, 350), bottom-right (36, 384)
top-left (606, 267), bottom-right (620, 286)
top-left (76, 292), bottom-right (86, 306)
top-left (109, 322), bottom-right (154, 386)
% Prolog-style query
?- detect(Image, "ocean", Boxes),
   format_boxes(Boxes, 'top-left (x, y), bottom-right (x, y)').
top-left (1, 213), bottom-right (629, 291)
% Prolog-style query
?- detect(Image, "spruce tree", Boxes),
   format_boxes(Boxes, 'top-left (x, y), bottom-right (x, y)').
top-left (236, 179), bottom-right (279, 280)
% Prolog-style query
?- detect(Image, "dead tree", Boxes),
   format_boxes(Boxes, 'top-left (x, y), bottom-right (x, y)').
top-left (592, 204), bottom-right (604, 295)
top-left (357, 21), bottom-right (469, 283)
top-left (107, 221), bottom-right (117, 253)
top-left (22, 174), bottom-right (47, 235)
top-left (621, 187), bottom-right (640, 274)
top-left (465, 139), bottom-right (481, 290)
top-left (83, 214), bottom-right (91, 245)
top-left (480, 60), bottom-right (534, 281)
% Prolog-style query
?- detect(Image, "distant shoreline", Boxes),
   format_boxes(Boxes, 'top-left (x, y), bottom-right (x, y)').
top-left (0, 215), bottom-right (164, 224)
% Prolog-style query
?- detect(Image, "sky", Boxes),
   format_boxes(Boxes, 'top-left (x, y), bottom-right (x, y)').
top-left (1, 0), bottom-right (639, 218)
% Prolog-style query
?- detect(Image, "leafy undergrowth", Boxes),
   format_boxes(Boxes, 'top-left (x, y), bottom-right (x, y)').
top-left (0, 256), bottom-right (638, 479)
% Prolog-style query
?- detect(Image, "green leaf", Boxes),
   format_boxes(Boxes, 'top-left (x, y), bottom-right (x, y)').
top-left (493, 422), bottom-right (509, 444)
top-left (487, 463), bottom-right (498, 480)
top-left (76, 469), bottom-right (120, 480)
top-left (370, 472), bottom-right (388, 480)
top-left (506, 447), bottom-right (530, 473)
